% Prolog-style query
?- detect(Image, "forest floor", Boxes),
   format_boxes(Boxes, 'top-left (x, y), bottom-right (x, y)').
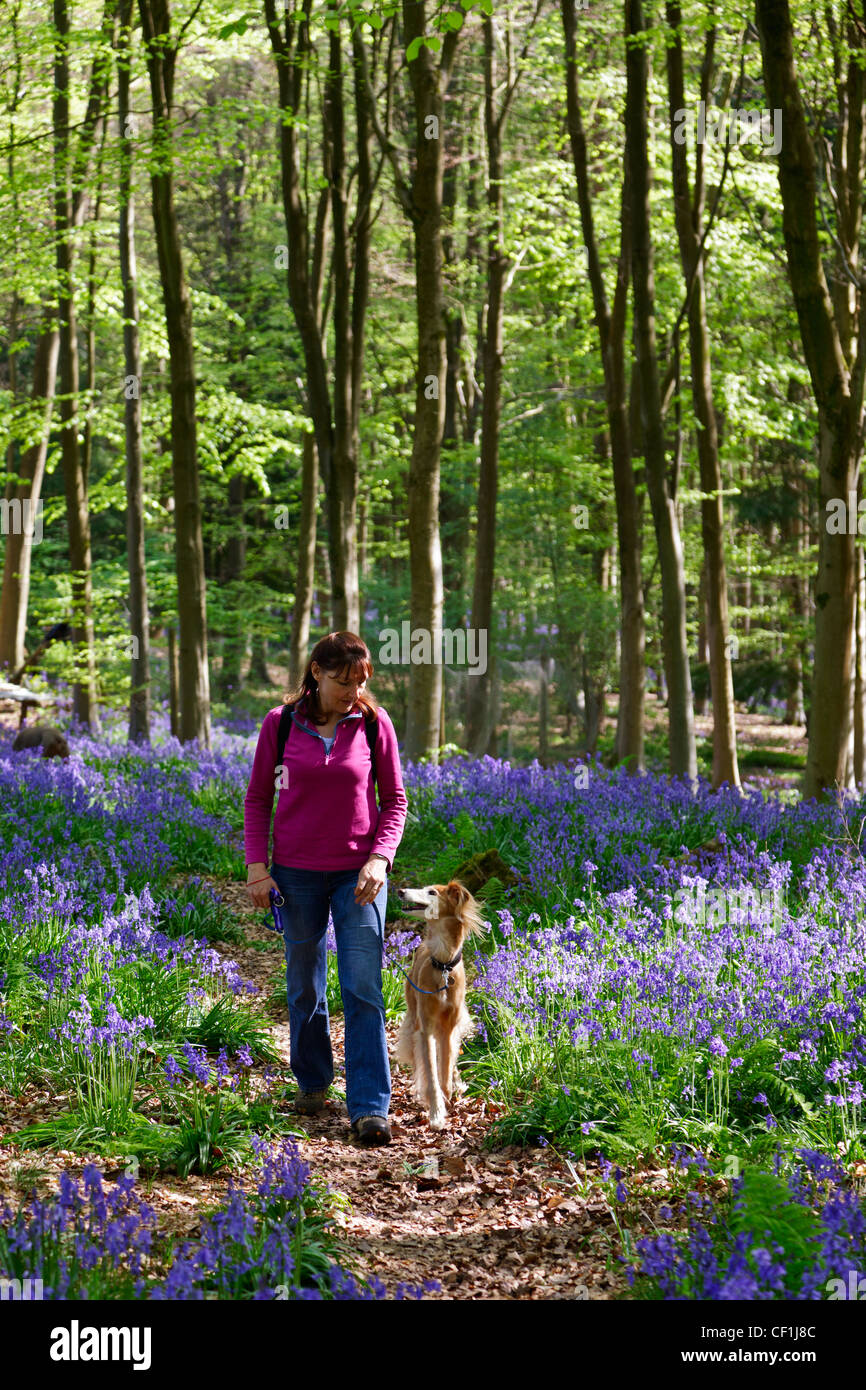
top-left (195, 705), bottom-right (807, 1298)
top-left (0, 878), bottom-right (632, 1300)
top-left (207, 881), bottom-right (631, 1301)
top-left (0, 702), bottom-right (809, 1297)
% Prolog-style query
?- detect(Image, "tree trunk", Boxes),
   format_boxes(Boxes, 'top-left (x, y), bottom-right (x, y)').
top-left (53, 0), bottom-right (109, 731)
top-left (167, 626), bottom-right (179, 737)
top-left (463, 154), bottom-right (484, 447)
top-left (695, 557), bottom-right (708, 717)
top-left (439, 681), bottom-right (446, 750)
top-left (440, 67), bottom-right (471, 600)
top-left (216, 472), bottom-right (246, 700)
top-left (326, 9), bottom-right (360, 631)
top-left (401, 1), bottom-right (456, 759)
top-left (350, 21), bottom-right (374, 627)
top-left (855, 536), bottom-right (866, 785)
top-left (782, 430), bottom-right (806, 726)
top-left (539, 656), bottom-right (549, 766)
top-left (562, 0), bottom-right (645, 772)
top-left (118, 0), bottom-right (151, 743)
top-left (140, 0), bottom-right (211, 746)
top-left (265, 0), bottom-right (368, 635)
top-left (248, 634), bottom-right (270, 686)
top-left (756, 0), bottom-right (864, 799)
top-left (358, 9), bottom-right (460, 756)
top-left (290, 429), bottom-right (318, 685)
top-left (583, 546), bottom-right (609, 753)
top-left (666, 5), bottom-right (739, 789)
top-left (485, 647), bottom-right (500, 757)
top-left (466, 15), bottom-right (510, 756)
top-left (625, 0), bottom-right (696, 783)
top-left (0, 320), bottom-right (59, 671)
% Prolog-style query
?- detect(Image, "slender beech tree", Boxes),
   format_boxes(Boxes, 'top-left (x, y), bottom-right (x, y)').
top-left (204, 71), bottom-right (259, 701)
top-left (465, 6), bottom-right (539, 757)
top-left (665, 5), bottom-right (739, 789)
top-left (118, 0), bottom-right (151, 741)
top-left (328, 3), bottom-right (376, 633)
top-left (625, 0), bottom-right (697, 783)
top-left (0, 5), bottom-right (60, 676)
top-left (264, 0), bottom-right (377, 635)
top-left (855, 523), bottom-right (866, 785)
top-left (290, 425), bottom-right (318, 685)
top-left (562, 0), bottom-right (645, 772)
top-left (359, 4), bottom-right (461, 758)
top-left (53, 0), bottom-right (116, 729)
top-left (139, 0), bottom-right (211, 746)
top-left (0, 323), bottom-right (59, 672)
top-left (440, 67), bottom-right (471, 604)
top-left (756, 0), bottom-right (866, 799)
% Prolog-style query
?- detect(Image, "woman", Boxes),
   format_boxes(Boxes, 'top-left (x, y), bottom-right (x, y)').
top-left (244, 632), bottom-right (407, 1147)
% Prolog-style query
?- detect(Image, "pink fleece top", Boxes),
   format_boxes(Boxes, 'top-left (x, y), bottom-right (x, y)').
top-left (243, 700), bottom-right (408, 872)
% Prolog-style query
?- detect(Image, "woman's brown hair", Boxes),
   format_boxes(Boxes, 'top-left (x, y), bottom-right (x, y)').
top-left (285, 631), bottom-right (379, 726)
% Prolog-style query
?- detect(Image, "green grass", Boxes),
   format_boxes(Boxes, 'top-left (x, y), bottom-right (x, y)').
top-left (738, 747), bottom-right (806, 770)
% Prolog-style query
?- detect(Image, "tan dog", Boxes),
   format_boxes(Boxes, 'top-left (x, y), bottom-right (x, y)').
top-left (393, 881), bottom-right (486, 1130)
top-left (12, 725), bottom-right (70, 758)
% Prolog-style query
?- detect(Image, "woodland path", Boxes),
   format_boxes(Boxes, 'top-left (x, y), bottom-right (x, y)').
top-left (215, 882), bottom-right (627, 1301)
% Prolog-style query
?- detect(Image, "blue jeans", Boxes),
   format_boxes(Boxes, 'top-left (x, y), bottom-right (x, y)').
top-left (270, 864), bottom-right (391, 1124)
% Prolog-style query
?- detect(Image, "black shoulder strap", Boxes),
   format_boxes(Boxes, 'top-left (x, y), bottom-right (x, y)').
top-left (275, 702), bottom-right (295, 774)
top-left (366, 713), bottom-right (379, 787)
top-left (275, 701), bottom-right (379, 784)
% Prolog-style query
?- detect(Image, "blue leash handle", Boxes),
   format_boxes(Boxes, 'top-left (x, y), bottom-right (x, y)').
top-left (267, 888), bottom-right (285, 934)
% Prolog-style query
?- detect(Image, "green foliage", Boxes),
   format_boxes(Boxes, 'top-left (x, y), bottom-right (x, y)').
top-left (8, 1114), bottom-right (180, 1170)
top-left (729, 1169), bottom-right (823, 1291)
top-left (181, 996), bottom-right (279, 1063)
top-left (170, 1090), bottom-right (253, 1179)
top-left (153, 878), bottom-right (244, 944)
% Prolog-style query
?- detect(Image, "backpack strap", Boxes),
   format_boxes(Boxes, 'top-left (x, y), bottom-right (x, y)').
top-left (366, 713), bottom-right (379, 792)
top-left (274, 701), bottom-right (295, 777)
top-left (275, 701), bottom-right (379, 786)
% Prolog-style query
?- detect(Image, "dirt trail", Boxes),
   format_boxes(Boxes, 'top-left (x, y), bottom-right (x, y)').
top-left (215, 882), bottom-right (626, 1301)
top-left (0, 878), bottom-right (628, 1300)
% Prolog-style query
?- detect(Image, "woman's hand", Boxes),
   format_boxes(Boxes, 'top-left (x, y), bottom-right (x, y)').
top-left (246, 863), bottom-right (278, 910)
top-left (355, 855), bottom-right (387, 905)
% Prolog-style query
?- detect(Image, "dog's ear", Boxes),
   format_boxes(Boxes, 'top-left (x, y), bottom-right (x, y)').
top-left (445, 880), bottom-right (487, 937)
top-left (444, 880), bottom-right (471, 916)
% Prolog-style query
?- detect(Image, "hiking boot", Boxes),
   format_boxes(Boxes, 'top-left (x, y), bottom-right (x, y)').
top-left (293, 1088), bottom-right (329, 1115)
top-left (352, 1115), bottom-right (391, 1146)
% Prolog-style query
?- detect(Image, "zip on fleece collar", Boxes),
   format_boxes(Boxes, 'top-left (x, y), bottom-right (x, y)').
top-left (290, 704), bottom-right (362, 742)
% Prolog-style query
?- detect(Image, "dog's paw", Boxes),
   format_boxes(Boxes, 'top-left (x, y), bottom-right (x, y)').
top-left (429, 1111), bottom-right (447, 1131)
